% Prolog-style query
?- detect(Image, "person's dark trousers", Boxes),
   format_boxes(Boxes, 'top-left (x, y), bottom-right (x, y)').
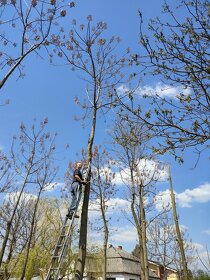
top-left (68, 182), bottom-right (82, 216)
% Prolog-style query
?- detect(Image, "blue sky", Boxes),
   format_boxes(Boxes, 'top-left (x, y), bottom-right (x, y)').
top-left (0, 0), bottom-right (209, 270)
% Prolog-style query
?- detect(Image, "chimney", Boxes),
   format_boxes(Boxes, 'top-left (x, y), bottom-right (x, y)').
top-left (118, 246), bottom-right (122, 250)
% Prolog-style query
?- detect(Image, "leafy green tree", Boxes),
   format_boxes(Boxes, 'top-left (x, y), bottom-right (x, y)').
top-left (0, 193), bottom-right (35, 277)
top-left (20, 141), bottom-right (58, 280)
top-left (10, 198), bottom-right (63, 279)
top-left (194, 270), bottom-right (210, 280)
top-left (197, 247), bottom-right (210, 273)
top-left (0, 119), bottom-right (57, 267)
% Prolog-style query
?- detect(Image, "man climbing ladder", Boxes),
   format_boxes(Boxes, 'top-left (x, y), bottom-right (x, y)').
top-left (45, 161), bottom-right (89, 280)
top-left (66, 161), bottom-right (87, 219)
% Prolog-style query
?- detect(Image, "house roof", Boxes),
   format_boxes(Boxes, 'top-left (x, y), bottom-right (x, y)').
top-left (86, 245), bottom-right (159, 278)
top-left (107, 245), bottom-right (140, 262)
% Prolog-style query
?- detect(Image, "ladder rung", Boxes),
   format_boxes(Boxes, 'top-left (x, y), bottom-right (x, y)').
top-left (53, 255), bottom-right (59, 258)
top-left (50, 267), bottom-right (59, 270)
top-left (60, 234), bottom-right (67, 237)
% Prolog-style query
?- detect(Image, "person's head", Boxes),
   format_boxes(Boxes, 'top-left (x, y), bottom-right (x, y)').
top-left (76, 161), bottom-right (82, 169)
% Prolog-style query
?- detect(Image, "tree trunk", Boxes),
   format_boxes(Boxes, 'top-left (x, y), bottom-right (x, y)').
top-left (75, 107), bottom-right (97, 280)
top-left (102, 229), bottom-right (108, 280)
top-left (4, 209), bottom-right (22, 278)
top-left (0, 168), bottom-right (32, 266)
top-left (101, 201), bottom-right (108, 280)
top-left (137, 167), bottom-right (149, 280)
top-left (130, 168), bottom-right (145, 280)
top-left (168, 165), bottom-right (189, 280)
top-left (20, 190), bottom-right (41, 280)
top-left (139, 187), bottom-right (149, 280)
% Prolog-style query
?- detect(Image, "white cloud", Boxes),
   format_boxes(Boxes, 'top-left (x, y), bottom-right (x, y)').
top-left (117, 83), bottom-right (191, 100)
top-left (113, 159), bottom-right (168, 187)
top-left (44, 182), bottom-right (65, 192)
top-left (87, 225), bottom-right (138, 252)
top-left (154, 189), bottom-right (171, 211)
top-left (155, 182), bottom-right (210, 210)
top-left (87, 230), bottom-right (103, 246)
top-left (177, 183), bottom-right (210, 208)
top-left (196, 250), bottom-right (210, 270)
top-left (0, 144), bottom-right (4, 151)
top-left (112, 167), bottom-right (130, 186)
top-left (106, 197), bottom-right (130, 212)
top-left (202, 229), bottom-right (210, 236)
top-left (5, 191), bottom-right (37, 204)
top-left (110, 225), bottom-right (137, 243)
top-left (137, 83), bottom-right (191, 98)
top-left (193, 242), bottom-right (204, 251)
top-left (139, 159), bottom-right (168, 182)
top-left (89, 197), bottom-right (130, 219)
top-left (87, 225), bottom-right (138, 249)
top-left (9, 180), bottom-right (64, 192)
top-left (117, 85), bottom-right (130, 96)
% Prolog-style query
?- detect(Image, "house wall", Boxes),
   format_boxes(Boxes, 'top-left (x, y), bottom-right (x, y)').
top-left (148, 263), bottom-right (179, 280)
top-left (106, 273), bottom-right (140, 280)
top-left (148, 263), bottom-right (160, 278)
top-left (106, 258), bottom-right (141, 275)
top-left (167, 272), bottom-right (179, 280)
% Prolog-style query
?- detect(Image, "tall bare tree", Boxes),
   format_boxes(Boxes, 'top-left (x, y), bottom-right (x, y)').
top-left (113, 118), bottom-right (163, 280)
top-left (147, 212), bottom-right (179, 280)
top-left (55, 17), bottom-right (127, 279)
top-left (91, 145), bottom-right (116, 280)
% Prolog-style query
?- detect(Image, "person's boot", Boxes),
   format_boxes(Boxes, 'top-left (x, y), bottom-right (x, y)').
top-left (66, 212), bottom-right (72, 219)
top-left (66, 212), bottom-right (79, 219)
top-left (74, 214), bottom-right (79, 218)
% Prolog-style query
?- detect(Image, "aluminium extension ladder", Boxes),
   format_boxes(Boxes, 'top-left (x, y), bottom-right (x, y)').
top-left (45, 163), bottom-right (90, 280)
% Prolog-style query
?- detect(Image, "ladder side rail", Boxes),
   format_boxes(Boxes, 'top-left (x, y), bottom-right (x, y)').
top-left (54, 189), bottom-right (83, 279)
top-left (52, 224), bottom-right (67, 254)
top-left (58, 218), bottom-right (74, 264)
top-left (45, 219), bottom-right (69, 280)
top-left (55, 219), bottom-right (75, 279)
top-left (57, 188), bottom-right (83, 264)
top-left (55, 207), bottom-right (82, 279)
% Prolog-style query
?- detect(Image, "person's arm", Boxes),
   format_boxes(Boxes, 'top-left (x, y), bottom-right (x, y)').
top-left (75, 174), bottom-right (86, 184)
top-left (74, 169), bottom-right (86, 184)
